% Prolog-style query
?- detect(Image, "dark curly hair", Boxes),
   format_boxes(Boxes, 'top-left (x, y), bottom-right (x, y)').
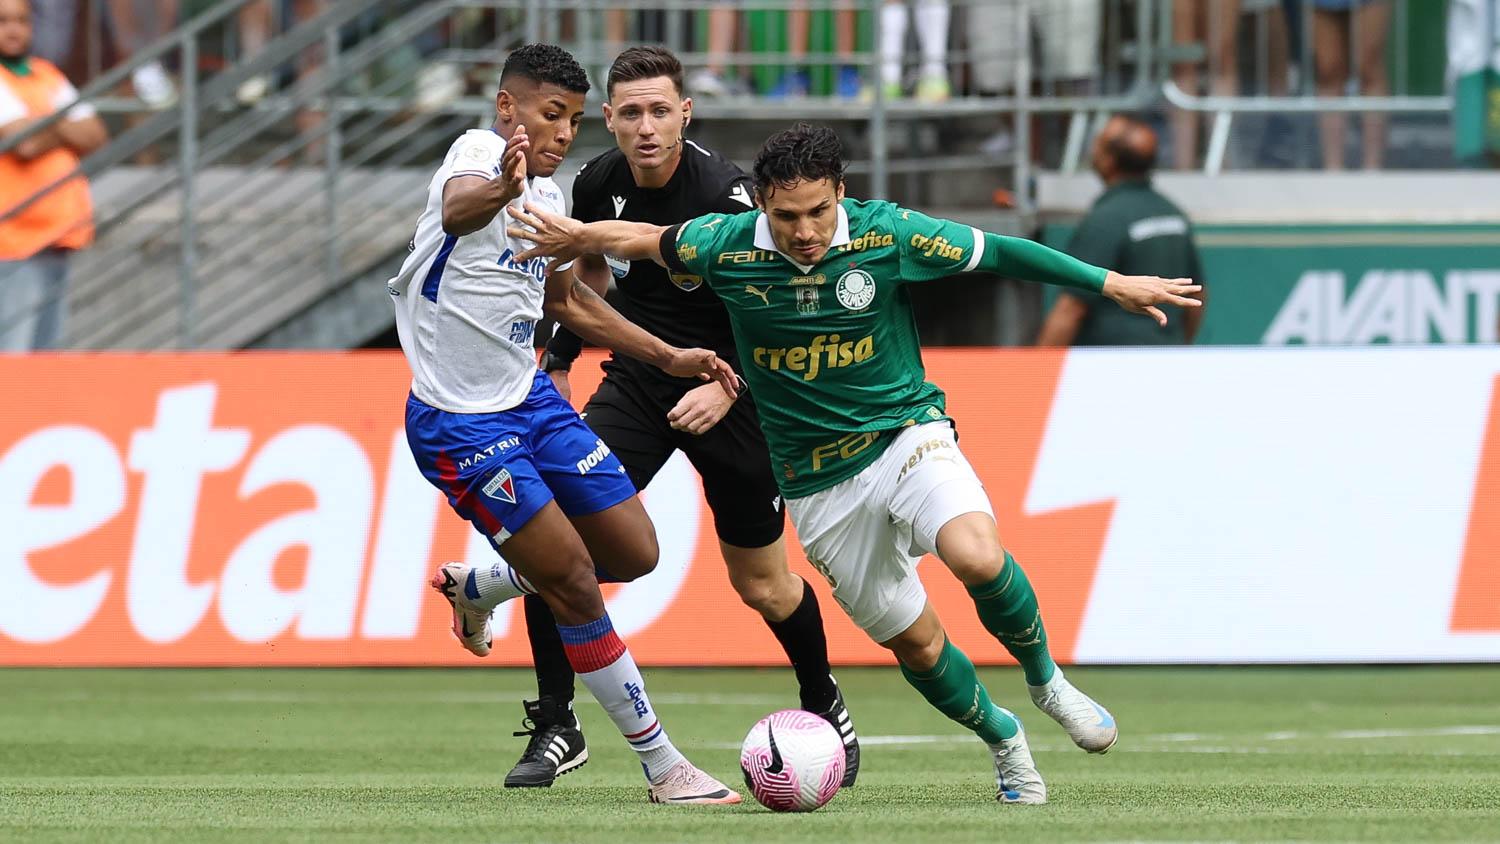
top-left (500, 43), bottom-right (590, 95)
top-left (752, 123), bottom-right (846, 199)
top-left (607, 46), bottom-right (684, 99)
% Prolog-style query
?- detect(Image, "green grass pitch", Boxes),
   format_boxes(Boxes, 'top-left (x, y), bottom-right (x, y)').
top-left (3, 666), bottom-right (1500, 842)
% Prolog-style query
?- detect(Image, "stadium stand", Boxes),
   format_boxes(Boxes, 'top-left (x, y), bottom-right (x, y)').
top-left (1, 0), bottom-right (1491, 350)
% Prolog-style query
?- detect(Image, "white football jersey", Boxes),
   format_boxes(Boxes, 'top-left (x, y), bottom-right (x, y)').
top-left (389, 129), bottom-right (571, 413)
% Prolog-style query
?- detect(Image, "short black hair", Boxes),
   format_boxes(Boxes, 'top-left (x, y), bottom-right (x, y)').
top-left (752, 123), bottom-right (847, 199)
top-left (500, 43), bottom-right (590, 95)
top-left (607, 46), bottom-right (683, 99)
top-left (1106, 113), bottom-right (1156, 177)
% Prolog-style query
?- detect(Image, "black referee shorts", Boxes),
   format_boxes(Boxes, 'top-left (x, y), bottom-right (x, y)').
top-left (581, 368), bottom-right (785, 549)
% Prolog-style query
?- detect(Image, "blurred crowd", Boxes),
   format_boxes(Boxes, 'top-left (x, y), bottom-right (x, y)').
top-left (10, 0), bottom-right (1480, 177)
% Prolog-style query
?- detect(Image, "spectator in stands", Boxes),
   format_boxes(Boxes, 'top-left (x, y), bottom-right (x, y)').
top-left (689, 1), bottom-right (740, 97)
top-left (968, 0), bottom-right (1100, 160)
top-left (1037, 115), bottom-right (1205, 346)
top-left (1313, 0), bottom-right (1390, 169)
top-left (234, 0), bottom-right (274, 105)
top-left (0, 0), bottom-right (107, 350)
top-left (873, 0), bottom-right (950, 102)
top-left (28, 0), bottom-right (74, 66)
top-left (1448, 0), bottom-right (1500, 166)
top-left (289, 0), bottom-right (326, 161)
top-left (771, 2), bottom-right (860, 99)
top-left (105, 0), bottom-right (178, 107)
top-left (1172, 0), bottom-right (1240, 169)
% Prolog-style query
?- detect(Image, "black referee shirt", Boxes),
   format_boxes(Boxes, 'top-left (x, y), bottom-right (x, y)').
top-left (549, 140), bottom-right (755, 382)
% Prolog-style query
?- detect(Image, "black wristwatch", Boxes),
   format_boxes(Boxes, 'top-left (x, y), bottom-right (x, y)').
top-left (539, 351), bottom-right (573, 373)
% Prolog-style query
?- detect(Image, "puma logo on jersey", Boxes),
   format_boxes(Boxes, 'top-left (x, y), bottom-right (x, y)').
top-left (744, 284), bottom-right (772, 305)
top-left (612, 195), bottom-right (626, 217)
top-left (727, 184), bottom-right (754, 208)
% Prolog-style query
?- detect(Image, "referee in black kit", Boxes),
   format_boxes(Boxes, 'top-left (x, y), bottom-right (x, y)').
top-left (505, 46), bottom-right (861, 789)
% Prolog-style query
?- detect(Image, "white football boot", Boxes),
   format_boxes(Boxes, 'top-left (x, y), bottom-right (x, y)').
top-left (428, 562), bottom-right (494, 657)
top-left (1029, 669), bottom-right (1118, 753)
top-left (989, 711), bottom-right (1047, 805)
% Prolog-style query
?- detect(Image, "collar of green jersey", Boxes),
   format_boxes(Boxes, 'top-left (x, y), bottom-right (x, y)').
top-left (753, 201), bottom-right (852, 273)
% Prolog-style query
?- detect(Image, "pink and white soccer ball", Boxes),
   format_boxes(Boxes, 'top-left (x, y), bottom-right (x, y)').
top-left (739, 709), bottom-right (846, 812)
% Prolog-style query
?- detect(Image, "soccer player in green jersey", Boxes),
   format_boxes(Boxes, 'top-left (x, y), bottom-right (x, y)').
top-left (507, 123), bottom-right (1201, 804)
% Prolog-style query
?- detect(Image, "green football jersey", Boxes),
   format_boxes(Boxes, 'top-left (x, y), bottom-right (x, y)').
top-left (664, 198), bottom-right (996, 498)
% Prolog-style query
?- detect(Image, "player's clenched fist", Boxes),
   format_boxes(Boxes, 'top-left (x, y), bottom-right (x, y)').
top-left (1101, 273), bottom-right (1202, 327)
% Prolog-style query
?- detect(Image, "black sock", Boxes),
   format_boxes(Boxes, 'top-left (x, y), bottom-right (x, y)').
top-left (765, 578), bottom-right (838, 712)
top-left (523, 593), bottom-right (576, 707)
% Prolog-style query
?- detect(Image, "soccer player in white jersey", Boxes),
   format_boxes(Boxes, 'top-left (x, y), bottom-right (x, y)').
top-left (388, 44), bottom-right (741, 805)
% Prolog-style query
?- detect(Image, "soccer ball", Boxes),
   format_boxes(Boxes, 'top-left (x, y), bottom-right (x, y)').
top-left (739, 709), bottom-right (846, 812)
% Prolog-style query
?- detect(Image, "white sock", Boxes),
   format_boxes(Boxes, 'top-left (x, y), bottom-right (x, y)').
top-left (559, 613), bottom-right (687, 783)
top-left (880, 1), bottom-right (908, 86)
top-left (466, 559), bottom-right (535, 611)
top-left (916, 0), bottom-right (950, 80)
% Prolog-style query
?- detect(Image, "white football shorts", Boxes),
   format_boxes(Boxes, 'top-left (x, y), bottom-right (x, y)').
top-left (786, 422), bottom-right (995, 644)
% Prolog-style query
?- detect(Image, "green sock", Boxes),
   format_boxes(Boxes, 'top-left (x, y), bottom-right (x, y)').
top-left (899, 638), bottom-right (1018, 744)
top-left (966, 551), bottom-right (1058, 686)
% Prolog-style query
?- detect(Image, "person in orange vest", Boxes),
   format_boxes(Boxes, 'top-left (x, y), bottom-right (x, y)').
top-left (0, 0), bottom-right (107, 351)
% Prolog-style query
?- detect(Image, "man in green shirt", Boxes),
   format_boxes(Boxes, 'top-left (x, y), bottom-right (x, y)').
top-left (508, 123), bottom-right (1200, 805)
top-left (1038, 114), bottom-right (1205, 346)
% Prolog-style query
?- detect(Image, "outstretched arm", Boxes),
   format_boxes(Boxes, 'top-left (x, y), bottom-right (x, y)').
top-left (509, 203), bottom-right (668, 268)
top-left (977, 233), bottom-right (1201, 328)
top-left (542, 265), bottom-right (737, 398)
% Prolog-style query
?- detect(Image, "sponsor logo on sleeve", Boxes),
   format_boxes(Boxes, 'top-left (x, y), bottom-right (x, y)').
top-left (908, 234), bottom-right (965, 262)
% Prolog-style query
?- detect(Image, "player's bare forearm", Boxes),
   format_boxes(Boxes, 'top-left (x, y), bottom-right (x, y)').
top-left (574, 253), bottom-right (612, 296)
top-left (543, 269), bottom-right (673, 370)
top-left (581, 220), bottom-right (667, 264)
top-left (441, 175), bottom-right (516, 236)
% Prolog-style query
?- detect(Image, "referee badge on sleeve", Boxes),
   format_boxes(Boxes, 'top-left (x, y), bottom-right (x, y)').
top-left (670, 273), bottom-right (704, 291)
